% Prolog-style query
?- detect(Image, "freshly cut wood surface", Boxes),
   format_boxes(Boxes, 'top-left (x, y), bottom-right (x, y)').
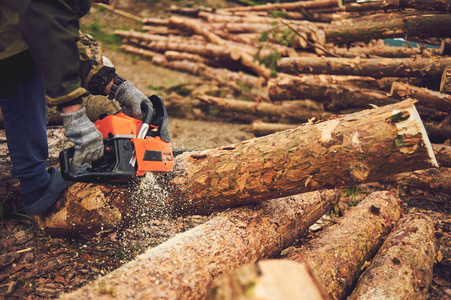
top-left (284, 191), bottom-right (403, 300)
top-left (349, 213), bottom-right (437, 300)
top-left (208, 260), bottom-right (328, 300)
top-left (60, 190), bottom-right (341, 299)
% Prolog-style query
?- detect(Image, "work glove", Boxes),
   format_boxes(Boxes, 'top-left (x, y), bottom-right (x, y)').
top-left (113, 78), bottom-right (151, 120)
top-left (61, 107), bottom-right (104, 173)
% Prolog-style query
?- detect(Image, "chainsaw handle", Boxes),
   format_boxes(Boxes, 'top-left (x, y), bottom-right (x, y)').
top-left (141, 101), bottom-right (154, 125)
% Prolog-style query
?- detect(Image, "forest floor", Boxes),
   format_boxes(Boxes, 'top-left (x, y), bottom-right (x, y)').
top-left (1, 2), bottom-right (451, 299)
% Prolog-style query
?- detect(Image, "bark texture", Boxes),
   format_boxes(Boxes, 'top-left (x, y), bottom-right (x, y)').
top-left (284, 191), bottom-right (403, 300)
top-left (278, 56), bottom-right (451, 79)
top-left (208, 260), bottom-right (327, 300)
top-left (390, 81), bottom-right (451, 113)
top-left (440, 66), bottom-right (451, 94)
top-left (386, 167), bottom-right (451, 194)
top-left (325, 13), bottom-right (451, 44)
top-left (349, 213), bottom-right (437, 300)
top-left (268, 73), bottom-right (395, 109)
top-left (60, 190), bottom-right (341, 299)
top-left (165, 100), bottom-right (437, 214)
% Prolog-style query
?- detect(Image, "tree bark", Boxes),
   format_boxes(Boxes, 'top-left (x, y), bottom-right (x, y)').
top-left (221, 0), bottom-right (341, 12)
top-left (196, 94), bottom-right (325, 123)
top-left (208, 260), bottom-right (328, 300)
top-left (433, 144), bottom-right (451, 167)
top-left (346, 0), bottom-right (451, 12)
top-left (349, 213), bottom-right (437, 300)
top-left (440, 66), bottom-right (451, 94)
top-left (278, 56), bottom-right (451, 78)
top-left (284, 191), bottom-right (403, 300)
top-left (325, 13), bottom-right (451, 44)
top-left (59, 190), bottom-right (341, 299)
top-left (390, 81), bottom-right (451, 113)
top-left (441, 38), bottom-right (451, 56)
top-left (334, 45), bottom-right (441, 58)
top-left (268, 73), bottom-right (396, 110)
top-left (163, 99), bottom-right (437, 214)
top-left (385, 167), bottom-right (451, 194)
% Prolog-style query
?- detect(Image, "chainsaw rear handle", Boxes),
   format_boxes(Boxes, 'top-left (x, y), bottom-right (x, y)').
top-left (141, 101), bottom-right (153, 126)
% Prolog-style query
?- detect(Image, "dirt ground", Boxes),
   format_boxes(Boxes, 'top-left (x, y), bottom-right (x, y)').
top-left (1, 2), bottom-right (451, 299)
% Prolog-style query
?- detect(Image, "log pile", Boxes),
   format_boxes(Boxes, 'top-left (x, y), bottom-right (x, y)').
top-left (112, 0), bottom-right (451, 145)
top-left (2, 1), bottom-right (449, 298)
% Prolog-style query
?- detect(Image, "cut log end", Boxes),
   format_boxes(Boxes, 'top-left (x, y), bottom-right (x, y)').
top-left (390, 99), bottom-right (439, 168)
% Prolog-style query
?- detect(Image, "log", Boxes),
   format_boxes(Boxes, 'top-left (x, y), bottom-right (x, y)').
top-left (268, 73), bottom-right (396, 110)
top-left (278, 56), bottom-right (451, 78)
top-left (92, 3), bottom-right (142, 23)
top-left (385, 167), bottom-right (451, 194)
top-left (346, 0), bottom-right (451, 12)
top-left (424, 121), bottom-right (451, 143)
top-left (390, 81), bottom-right (451, 113)
top-left (441, 38), bottom-right (451, 56)
top-left (440, 66), bottom-right (451, 94)
top-left (284, 191), bottom-right (403, 300)
top-left (433, 144), bottom-right (451, 167)
top-left (196, 94), bottom-right (325, 123)
top-left (250, 121), bottom-right (297, 136)
top-left (208, 260), bottom-right (327, 300)
top-left (221, 0), bottom-right (341, 12)
top-left (349, 213), bottom-right (437, 300)
top-left (334, 45), bottom-right (441, 58)
top-left (36, 100), bottom-right (438, 233)
top-left (59, 190), bottom-right (341, 299)
top-left (162, 99), bottom-right (437, 214)
top-left (325, 13), bottom-right (451, 44)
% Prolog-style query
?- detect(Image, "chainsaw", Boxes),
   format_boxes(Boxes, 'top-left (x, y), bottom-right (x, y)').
top-left (59, 95), bottom-right (174, 184)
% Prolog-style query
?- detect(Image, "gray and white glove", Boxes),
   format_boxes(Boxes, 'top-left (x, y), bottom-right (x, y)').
top-left (115, 80), bottom-right (151, 120)
top-left (61, 107), bottom-right (104, 173)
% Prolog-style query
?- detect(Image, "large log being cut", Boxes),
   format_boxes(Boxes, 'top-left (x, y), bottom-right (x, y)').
top-left (34, 100), bottom-right (438, 233)
top-left (284, 191), bottom-right (403, 300)
top-left (349, 213), bottom-right (437, 300)
top-left (59, 190), bottom-right (341, 299)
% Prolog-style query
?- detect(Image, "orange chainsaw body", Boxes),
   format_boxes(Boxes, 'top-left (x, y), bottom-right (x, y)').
top-left (94, 112), bottom-right (174, 175)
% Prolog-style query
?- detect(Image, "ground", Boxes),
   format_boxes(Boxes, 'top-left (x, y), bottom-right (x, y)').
top-left (1, 1), bottom-right (451, 299)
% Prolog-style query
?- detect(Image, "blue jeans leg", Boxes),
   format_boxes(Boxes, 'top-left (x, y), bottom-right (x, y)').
top-left (0, 69), bottom-right (50, 194)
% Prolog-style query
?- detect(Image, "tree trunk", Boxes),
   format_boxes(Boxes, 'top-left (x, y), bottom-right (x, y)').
top-left (268, 73), bottom-right (396, 110)
top-left (424, 121), bottom-right (451, 143)
top-left (59, 190), bottom-right (341, 299)
top-left (278, 56), bottom-right (451, 78)
top-left (441, 38), bottom-right (451, 56)
top-left (346, 0), bottom-right (451, 12)
top-left (390, 81), bottom-right (451, 113)
top-left (208, 260), bottom-right (328, 300)
top-left (196, 94), bottom-right (325, 123)
top-left (283, 191), bottom-right (403, 300)
top-left (433, 144), bottom-right (451, 167)
top-left (334, 45), bottom-right (441, 58)
top-left (33, 100), bottom-right (439, 234)
top-left (349, 213), bottom-right (437, 300)
top-left (250, 121), bottom-right (297, 136)
top-left (221, 0), bottom-right (341, 12)
top-left (385, 167), bottom-right (451, 194)
top-left (325, 13), bottom-right (451, 44)
top-left (440, 66), bottom-right (451, 94)
top-left (161, 99), bottom-right (438, 215)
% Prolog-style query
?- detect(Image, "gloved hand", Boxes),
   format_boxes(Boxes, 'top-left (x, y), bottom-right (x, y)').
top-left (114, 80), bottom-right (151, 120)
top-left (61, 107), bottom-right (104, 173)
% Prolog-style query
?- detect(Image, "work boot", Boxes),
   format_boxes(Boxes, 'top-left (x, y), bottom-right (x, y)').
top-left (22, 167), bottom-right (74, 215)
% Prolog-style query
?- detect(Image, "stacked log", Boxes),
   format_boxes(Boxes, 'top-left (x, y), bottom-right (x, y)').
top-left (111, 0), bottom-right (451, 143)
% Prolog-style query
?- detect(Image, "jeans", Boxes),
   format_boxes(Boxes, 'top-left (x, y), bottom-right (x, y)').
top-left (0, 67), bottom-right (50, 194)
